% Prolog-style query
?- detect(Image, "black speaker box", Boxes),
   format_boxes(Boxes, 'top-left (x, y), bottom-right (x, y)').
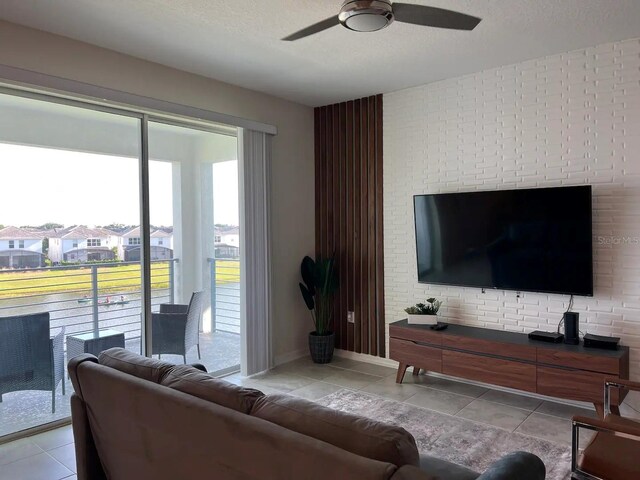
top-left (583, 333), bottom-right (620, 350)
top-left (563, 312), bottom-right (580, 345)
top-left (528, 331), bottom-right (564, 343)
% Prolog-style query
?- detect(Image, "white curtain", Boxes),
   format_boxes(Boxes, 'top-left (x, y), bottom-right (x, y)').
top-left (238, 128), bottom-right (273, 375)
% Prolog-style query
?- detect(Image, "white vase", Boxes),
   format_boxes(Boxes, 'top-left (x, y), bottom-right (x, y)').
top-left (407, 314), bottom-right (437, 325)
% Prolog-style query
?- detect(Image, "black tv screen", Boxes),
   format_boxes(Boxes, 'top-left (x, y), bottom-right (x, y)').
top-left (414, 186), bottom-right (593, 296)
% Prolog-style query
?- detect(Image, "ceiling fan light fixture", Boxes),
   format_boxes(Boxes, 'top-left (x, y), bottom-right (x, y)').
top-left (282, 0), bottom-right (481, 41)
top-left (339, 0), bottom-right (394, 32)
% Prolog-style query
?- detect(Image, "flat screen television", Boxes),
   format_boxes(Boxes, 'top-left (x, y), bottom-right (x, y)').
top-left (414, 185), bottom-right (593, 296)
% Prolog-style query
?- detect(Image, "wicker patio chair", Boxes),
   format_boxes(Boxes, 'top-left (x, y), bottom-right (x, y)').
top-left (152, 291), bottom-right (205, 364)
top-left (0, 312), bottom-right (65, 413)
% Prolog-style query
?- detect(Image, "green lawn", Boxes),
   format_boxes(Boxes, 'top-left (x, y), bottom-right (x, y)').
top-left (0, 260), bottom-right (240, 299)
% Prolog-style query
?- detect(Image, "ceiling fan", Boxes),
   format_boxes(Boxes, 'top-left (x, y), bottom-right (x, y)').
top-left (282, 0), bottom-right (481, 41)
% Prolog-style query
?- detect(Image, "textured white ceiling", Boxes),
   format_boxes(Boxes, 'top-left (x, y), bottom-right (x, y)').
top-left (1, 0), bottom-right (640, 106)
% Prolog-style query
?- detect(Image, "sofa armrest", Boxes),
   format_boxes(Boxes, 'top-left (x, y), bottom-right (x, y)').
top-left (573, 414), bottom-right (640, 439)
top-left (605, 378), bottom-right (640, 414)
top-left (71, 393), bottom-right (107, 480)
top-left (476, 451), bottom-right (545, 480)
top-left (605, 378), bottom-right (640, 392)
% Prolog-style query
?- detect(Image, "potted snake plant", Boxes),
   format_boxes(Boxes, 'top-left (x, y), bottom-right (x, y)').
top-left (299, 255), bottom-right (338, 363)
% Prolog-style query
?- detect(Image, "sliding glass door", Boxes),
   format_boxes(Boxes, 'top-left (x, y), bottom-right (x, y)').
top-left (0, 89), bottom-right (241, 441)
top-left (148, 121), bottom-right (241, 374)
top-left (0, 92), bottom-right (143, 437)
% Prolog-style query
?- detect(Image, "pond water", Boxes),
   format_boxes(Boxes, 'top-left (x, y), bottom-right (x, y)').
top-left (0, 290), bottom-right (167, 341)
top-left (0, 283), bottom-right (241, 338)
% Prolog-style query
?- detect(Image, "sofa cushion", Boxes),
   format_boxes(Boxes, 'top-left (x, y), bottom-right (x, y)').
top-left (98, 348), bottom-right (174, 383)
top-left (160, 365), bottom-right (264, 413)
top-left (250, 393), bottom-right (420, 467)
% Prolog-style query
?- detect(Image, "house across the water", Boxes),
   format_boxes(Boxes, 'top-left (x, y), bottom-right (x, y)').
top-left (48, 225), bottom-right (119, 263)
top-left (0, 226), bottom-right (46, 268)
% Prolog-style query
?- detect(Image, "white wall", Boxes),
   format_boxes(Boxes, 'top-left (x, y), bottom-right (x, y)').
top-left (0, 20), bottom-right (315, 362)
top-left (384, 38), bottom-right (640, 404)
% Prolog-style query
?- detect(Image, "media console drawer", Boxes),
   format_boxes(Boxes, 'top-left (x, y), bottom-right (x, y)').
top-left (537, 366), bottom-right (620, 404)
top-left (442, 335), bottom-right (536, 362)
top-left (389, 324), bottom-right (442, 346)
top-left (442, 350), bottom-right (536, 393)
top-left (536, 349), bottom-right (620, 375)
top-left (390, 338), bottom-right (442, 373)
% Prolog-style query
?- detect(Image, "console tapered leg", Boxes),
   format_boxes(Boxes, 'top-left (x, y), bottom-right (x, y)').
top-left (413, 366), bottom-right (421, 376)
top-left (396, 363), bottom-right (409, 384)
top-left (594, 403), bottom-right (604, 418)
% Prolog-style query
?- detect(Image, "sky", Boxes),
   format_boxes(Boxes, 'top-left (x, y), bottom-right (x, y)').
top-left (0, 143), bottom-right (239, 227)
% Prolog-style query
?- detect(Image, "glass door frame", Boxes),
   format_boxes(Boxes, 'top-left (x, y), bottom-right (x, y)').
top-left (0, 85), bottom-right (243, 444)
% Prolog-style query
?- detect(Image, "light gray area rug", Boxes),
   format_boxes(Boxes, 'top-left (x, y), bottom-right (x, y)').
top-left (316, 389), bottom-right (571, 480)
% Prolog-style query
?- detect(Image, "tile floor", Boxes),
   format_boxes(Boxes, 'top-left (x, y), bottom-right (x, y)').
top-left (0, 425), bottom-right (76, 480)
top-left (225, 356), bottom-right (607, 446)
top-left (2, 355), bottom-right (638, 480)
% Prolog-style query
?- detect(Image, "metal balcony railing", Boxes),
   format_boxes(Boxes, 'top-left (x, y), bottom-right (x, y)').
top-left (0, 257), bottom-right (241, 342)
top-left (0, 259), bottom-right (178, 346)
top-left (208, 258), bottom-right (240, 334)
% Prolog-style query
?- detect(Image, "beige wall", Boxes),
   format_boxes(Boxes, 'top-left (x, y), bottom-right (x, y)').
top-left (0, 20), bottom-right (315, 363)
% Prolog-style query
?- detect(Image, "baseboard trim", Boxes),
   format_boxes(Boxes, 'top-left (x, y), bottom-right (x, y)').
top-left (334, 349), bottom-right (397, 367)
top-left (273, 348), bottom-right (307, 367)
top-left (0, 417), bottom-right (71, 446)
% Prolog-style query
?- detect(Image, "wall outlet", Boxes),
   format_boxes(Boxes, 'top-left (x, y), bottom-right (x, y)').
top-left (347, 311), bottom-right (355, 324)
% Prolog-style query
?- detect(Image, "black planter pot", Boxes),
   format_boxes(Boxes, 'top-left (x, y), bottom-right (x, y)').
top-left (308, 331), bottom-right (335, 364)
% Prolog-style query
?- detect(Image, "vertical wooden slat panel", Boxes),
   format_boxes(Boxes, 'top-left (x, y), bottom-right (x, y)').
top-left (375, 95), bottom-right (385, 356)
top-left (314, 108), bottom-right (320, 256)
top-left (324, 106), bottom-right (330, 261)
top-left (346, 100), bottom-right (354, 351)
top-left (353, 99), bottom-right (362, 354)
top-left (367, 97), bottom-right (377, 355)
top-left (339, 101), bottom-right (347, 350)
top-left (324, 107), bottom-right (333, 256)
top-left (316, 108), bottom-right (323, 258)
top-left (332, 104), bottom-right (340, 343)
top-left (360, 97), bottom-right (369, 354)
top-left (314, 94), bottom-right (383, 357)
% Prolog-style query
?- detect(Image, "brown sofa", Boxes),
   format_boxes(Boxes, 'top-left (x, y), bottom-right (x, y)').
top-left (68, 348), bottom-right (545, 480)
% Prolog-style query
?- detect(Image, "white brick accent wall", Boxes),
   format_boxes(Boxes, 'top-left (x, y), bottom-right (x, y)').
top-left (383, 38), bottom-right (640, 399)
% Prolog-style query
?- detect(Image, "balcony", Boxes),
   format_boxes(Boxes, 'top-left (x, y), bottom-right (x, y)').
top-left (0, 258), bottom-right (239, 438)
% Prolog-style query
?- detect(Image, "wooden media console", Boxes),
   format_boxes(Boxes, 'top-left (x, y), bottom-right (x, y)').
top-left (390, 320), bottom-right (630, 416)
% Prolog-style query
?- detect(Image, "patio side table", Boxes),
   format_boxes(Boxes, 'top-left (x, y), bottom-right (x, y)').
top-left (67, 329), bottom-right (125, 360)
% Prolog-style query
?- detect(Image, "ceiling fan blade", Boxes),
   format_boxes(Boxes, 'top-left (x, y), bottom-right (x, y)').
top-left (393, 3), bottom-right (481, 31)
top-left (282, 16), bottom-right (340, 41)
